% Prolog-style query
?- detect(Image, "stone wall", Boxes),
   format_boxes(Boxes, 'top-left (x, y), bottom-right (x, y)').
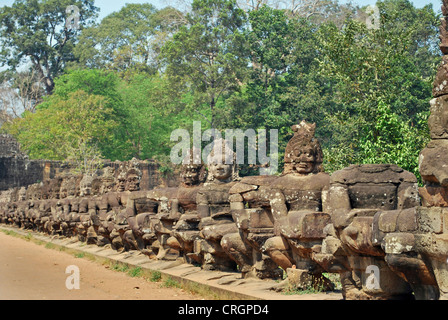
top-left (0, 134), bottom-right (179, 191)
top-left (0, 134), bottom-right (24, 158)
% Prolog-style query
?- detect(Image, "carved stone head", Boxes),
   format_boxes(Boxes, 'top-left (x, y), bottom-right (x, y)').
top-left (116, 170), bottom-right (127, 192)
top-left (126, 168), bottom-right (141, 192)
top-left (80, 175), bottom-right (93, 197)
top-left (283, 120), bottom-right (323, 175)
top-left (206, 139), bottom-right (239, 183)
top-left (59, 173), bottom-right (78, 199)
top-left (100, 167), bottom-right (116, 194)
top-left (125, 158), bottom-right (142, 192)
top-left (180, 148), bottom-right (206, 187)
top-left (18, 187), bottom-right (27, 201)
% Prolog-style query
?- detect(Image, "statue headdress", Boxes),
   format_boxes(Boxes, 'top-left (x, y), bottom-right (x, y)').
top-left (283, 120), bottom-right (323, 175)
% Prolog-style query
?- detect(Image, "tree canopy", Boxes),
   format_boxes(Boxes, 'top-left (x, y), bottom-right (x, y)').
top-left (0, 0), bottom-right (441, 181)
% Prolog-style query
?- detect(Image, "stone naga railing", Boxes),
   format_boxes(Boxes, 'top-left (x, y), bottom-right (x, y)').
top-left (0, 127), bottom-right (445, 300)
top-left (3, 2), bottom-right (448, 300)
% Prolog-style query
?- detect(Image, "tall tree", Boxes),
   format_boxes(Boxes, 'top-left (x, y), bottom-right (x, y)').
top-left (5, 89), bottom-right (115, 161)
top-left (0, 0), bottom-right (99, 94)
top-left (161, 0), bottom-right (249, 128)
top-left (316, 0), bottom-right (439, 177)
top-left (74, 3), bottom-right (167, 75)
top-left (0, 69), bottom-right (45, 123)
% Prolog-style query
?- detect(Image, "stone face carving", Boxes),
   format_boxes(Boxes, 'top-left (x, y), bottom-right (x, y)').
top-left (223, 121), bottom-right (331, 286)
top-left (188, 140), bottom-right (240, 271)
top-left (109, 159), bottom-right (143, 252)
top-left (149, 149), bottom-right (207, 262)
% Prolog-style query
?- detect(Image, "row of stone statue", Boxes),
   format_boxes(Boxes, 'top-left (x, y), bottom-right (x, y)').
top-left (1, 121), bottom-right (447, 300)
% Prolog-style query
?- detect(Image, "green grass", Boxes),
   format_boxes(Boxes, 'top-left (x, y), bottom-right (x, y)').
top-left (282, 273), bottom-right (342, 295)
top-left (111, 263), bottom-right (130, 273)
top-left (149, 270), bottom-right (162, 282)
top-left (74, 252), bottom-right (86, 259)
top-left (45, 242), bottom-right (56, 249)
top-left (162, 276), bottom-right (181, 289)
top-left (1, 229), bottom-right (18, 237)
top-left (127, 267), bottom-right (143, 278)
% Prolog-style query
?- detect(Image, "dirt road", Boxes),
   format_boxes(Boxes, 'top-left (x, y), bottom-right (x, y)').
top-left (0, 231), bottom-right (202, 300)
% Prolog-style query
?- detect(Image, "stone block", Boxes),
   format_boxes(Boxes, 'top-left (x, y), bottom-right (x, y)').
top-left (286, 268), bottom-right (314, 290)
top-left (417, 207), bottom-right (443, 234)
top-left (419, 139), bottom-right (448, 186)
top-left (397, 207), bottom-right (418, 232)
top-left (287, 211), bottom-right (331, 239)
top-left (321, 236), bottom-right (344, 256)
top-left (419, 186), bottom-right (448, 207)
top-left (248, 208), bottom-right (274, 229)
top-left (383, 233), bottom-right (415, 254)
top-left (378, 210), bottom-right (399, 233)
top-left (428, 96), bottom-right (448, 139)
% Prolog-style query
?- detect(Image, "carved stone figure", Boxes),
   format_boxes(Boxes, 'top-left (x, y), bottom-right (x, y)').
top-left (147, 149), bottom-right (207, 261)
top-left (223, 121), bottom-right (331, 286)
top-left (109, 159), bottom-right (143, 252)
top-left (187, 140), bottom-right (240, 271)
top-left (314, 164), bottom-right (420, 299)
top-left (380, 1), bottom-right (448, 299)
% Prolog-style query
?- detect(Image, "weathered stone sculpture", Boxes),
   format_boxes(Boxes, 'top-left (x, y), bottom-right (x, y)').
top-left (188, 140), bottom-right (240, 271)
top-left (144, 149), bottom-right (206, 261)
top-left (223, 121), bottom-right (331, 286)
top-left (314, 164), bottom-right (420, 299)
top-left (380, 0), bottom-right (448, 300)
top-left (109, 159), bottom-right (143, 251)
top-left (74, 174), bottom-right (95, 242)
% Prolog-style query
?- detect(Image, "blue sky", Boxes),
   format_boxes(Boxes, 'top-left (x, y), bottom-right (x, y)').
top-left (0, 0), bottom-right (443, 20)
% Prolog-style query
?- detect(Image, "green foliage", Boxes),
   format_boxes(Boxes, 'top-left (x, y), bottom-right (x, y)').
top-left (6, 89), bottom-right (114, 162)
top-left (127, 267), bottom-right (143, 278)
top-left (117, 73), bottom-right (186, 160)
top-left (357, 101), bottom-right (430, 182)
top-left (161, 0), bottom-right (249, 128)
top-left (315, 0), bottom-right (438, 179)
top-left (1, 0), bottom-right (440, 181)
top-left (0, 0), bottom-right (99, 94)
top-left (73, 3), bottom-right (162, 75)
top-left (150, 270), bottom-right (162, 282)
top-left (4, 71), bottom-right (117, 173)
top-left (162, 276), bottom-right (181, 288)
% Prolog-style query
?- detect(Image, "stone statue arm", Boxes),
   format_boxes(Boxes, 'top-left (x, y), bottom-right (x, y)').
top-left (125, 197), bottom-right (137, 218)
top-left (229, 193), bottom-right (249, 230)
top-left (268, 189), bottom-right (288, 221)
top-left (328, 183), bottom-right (352, 229)
top-left (169, 199), bottom-right (182, 220)
top-left (196, 192), bottom-right (209, 219)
